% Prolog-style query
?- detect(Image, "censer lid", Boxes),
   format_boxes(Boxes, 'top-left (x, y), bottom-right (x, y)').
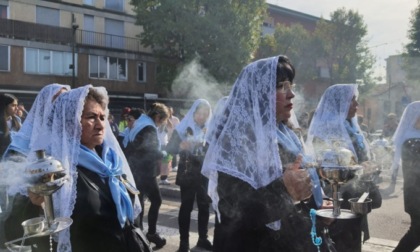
top-left (25, 150), bottom-right (64, 177)
top-left (320, 147), bottom-right (357, 168)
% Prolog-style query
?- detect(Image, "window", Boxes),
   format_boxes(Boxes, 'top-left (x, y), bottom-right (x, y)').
top-left (0, 45), bottom-right (9, 71)
top-left (0, 4), bottom-right (8, 19)
top-left (318, 66), bottom-right (330, 78)
top-left (105, 0), bottom-right (124, 12)
top-left (105, 18), bottom-right (124, 49)
top-left (89, 55), bottom-right (127, 80)
top-left (137, 62), bottom-right (146, 82)
top-left (84, 0), bottom-right (94, 5)
top-left (83, 15), bottom-right (95, 45)
top-left (36, 6), bottom-right (59, 26)
top-left (25, 48), bottom-right (76, 76)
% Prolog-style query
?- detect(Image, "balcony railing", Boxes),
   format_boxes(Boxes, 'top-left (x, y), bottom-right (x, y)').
top-left (0, 18), bottom-right (73, 44)
top-left (76, 29), bottom-right (143, 52)
top-left (0, 18), bottom-right (144, 53)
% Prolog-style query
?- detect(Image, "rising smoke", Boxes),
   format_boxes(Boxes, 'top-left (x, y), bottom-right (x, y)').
top-left (171, 57), bottom-right (228, 106)
top-left (0, 156), bottom-right (31, 198)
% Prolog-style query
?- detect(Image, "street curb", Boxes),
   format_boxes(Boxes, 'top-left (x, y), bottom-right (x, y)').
top-left (363, 237), bottom-right (420, 252)
top-left (160, 184), bottom-right (180, 199)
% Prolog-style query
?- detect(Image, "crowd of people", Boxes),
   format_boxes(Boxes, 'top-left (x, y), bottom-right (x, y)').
top-left (0, 54), bottom-right (418, 252)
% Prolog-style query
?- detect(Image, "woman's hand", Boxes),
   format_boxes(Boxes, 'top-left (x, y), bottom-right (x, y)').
top-left (283, 154), bottom-right (313, 202)
top-left (321, 199), bottom-right (334, 209)
top-left (28, 190), bottom-right (44, 206)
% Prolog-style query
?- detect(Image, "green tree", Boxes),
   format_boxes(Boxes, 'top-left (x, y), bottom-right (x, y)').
top-left (404, 2), bottom-right (420, 84)
top-left (131, 0), bottom-right (266, 94)
top-left (270, 23), bottom-right (319, 83)
top-left (256, 23), bottom-right (321, 84)
top-left (406, 2), bottom-right (420, 56)
top-left (314, 8), bottom-right (375, 91)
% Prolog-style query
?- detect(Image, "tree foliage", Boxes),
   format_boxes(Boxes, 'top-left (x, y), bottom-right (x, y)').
top-left (130, 0), bottom-right (266, 93)
top-left (314, 8), bottom-right (375, 90)
top-left (406, 3), bottom-right (420, 56)
top-left (256, 23), bottom-right (319, 84)
top-left (256, 8), bottom-right (374, 94)
top-left (404, 2), bottom-right (420, 84)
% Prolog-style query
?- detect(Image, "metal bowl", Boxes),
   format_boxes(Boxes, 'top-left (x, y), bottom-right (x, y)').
top-left (348, 197), bottom-right (372, 215)
top-left (21, 217), bottom-right (45, 235)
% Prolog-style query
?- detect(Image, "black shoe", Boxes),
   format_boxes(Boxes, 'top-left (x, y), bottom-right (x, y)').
top-left (177, 241), bottom-right (190, 252)
top-left (196, 238), bottom-right (213, 250)
top-left (146, 232), bottom-right (166, 248)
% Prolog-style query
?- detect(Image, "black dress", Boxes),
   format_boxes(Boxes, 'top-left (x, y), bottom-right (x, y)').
top-left (393, 138), bottom-right (420, 252)
top-left (71, 167), bottom-right (148, 252)
top-left (214, 172), bottom-right (314, 252)
top-left (211, 139), bottom-right (316, 252)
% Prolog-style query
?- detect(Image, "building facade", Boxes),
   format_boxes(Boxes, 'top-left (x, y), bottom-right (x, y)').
top-left (0, 1), bottom-right (330, 111)
top-left (0, 0), bottom-right (162, 109)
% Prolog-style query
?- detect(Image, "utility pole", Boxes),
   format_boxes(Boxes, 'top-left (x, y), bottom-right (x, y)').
top-left (71, 14), bottom-right (79, 88)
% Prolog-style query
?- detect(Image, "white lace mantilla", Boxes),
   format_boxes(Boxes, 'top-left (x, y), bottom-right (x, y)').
top-left (174, 98), bottom-right (212, 141)
top-left (305, 84), bottom-right (370, 162)
top-left (202, 56), bottom-right (283, 221)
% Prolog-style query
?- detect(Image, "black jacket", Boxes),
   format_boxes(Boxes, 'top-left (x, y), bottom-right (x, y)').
top-left (166, 130), bottom-right (207, 187)
top-left (125, 126), bottom-right (163, 179)
top-left (71, 167), bottom-right (147, 252)
top-left (401, 138), bottom-right (420, 216)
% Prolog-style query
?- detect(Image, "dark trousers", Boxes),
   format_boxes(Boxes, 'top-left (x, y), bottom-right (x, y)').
top-left (136, 177), bottom-right (162, 234)
top-left (178, 183), bottom-right (210, 242)
top-left (394, 213), bottom-right (420, 252)
top-left (172, 154), bottom-right (178, 168)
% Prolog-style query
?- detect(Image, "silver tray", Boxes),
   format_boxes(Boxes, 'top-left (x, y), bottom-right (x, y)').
top-left (319, 165), bottom-right (363, 169)
top-left (5, 217), bottom-right (73, 251)
top-left (316, 209), bottom-right (360, 220)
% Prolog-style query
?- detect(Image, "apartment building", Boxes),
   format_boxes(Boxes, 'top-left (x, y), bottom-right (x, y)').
top-left (0, 0), bottom-right (163, 109)
top-left (0, 1), bottom-right (329, 110)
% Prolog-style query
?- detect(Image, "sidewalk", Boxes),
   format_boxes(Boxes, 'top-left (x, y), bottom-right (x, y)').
top-left (158, 170), bottom-right (420, 252)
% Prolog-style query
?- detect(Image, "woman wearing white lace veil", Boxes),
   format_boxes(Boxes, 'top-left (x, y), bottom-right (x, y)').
top-left (1, 84), bottom-right (69, 250)
top-left (201, 55), bottom-right (315, 252)
top-left (305, 84), bottom-right (370, 162)
top-left (4, 84), bottom-right (70, 160)
top-left (306, 83), bottom-right (381, 252)
top-left (391, 101), bottom-right (420, 252)
top-left (46, 85), bottom-right (144, 252)
top-left (166, 98), bottom-right (213, 252)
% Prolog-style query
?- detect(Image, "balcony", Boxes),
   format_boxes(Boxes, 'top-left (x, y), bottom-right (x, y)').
top-left (0, 18), bottom-right (73, 44)
top-left (0, 18), bottom-right (144, 53)
top-left (76, 29), bottom-right (143, 52)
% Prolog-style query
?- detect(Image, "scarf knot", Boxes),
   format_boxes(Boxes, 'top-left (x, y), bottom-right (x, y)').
top-left (78, 144), bottom-right (134, 228)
